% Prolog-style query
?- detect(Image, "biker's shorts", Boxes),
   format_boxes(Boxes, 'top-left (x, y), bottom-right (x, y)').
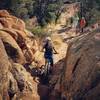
top-left (44, 54), bottom-right (53, 66)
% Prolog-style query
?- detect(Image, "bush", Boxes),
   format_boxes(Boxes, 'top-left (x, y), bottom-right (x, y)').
top-left (47, 4), bottom-right (58, 12)
top-left (31, 26), bottom-right (51, 38)
top-left (10, 0), bottom-right (34, 19)
top-left (46, 3), bottom-right (62, 23)
top-left (16, 7), bottom-right (28, 19)
top-left (45, 12), bottom-right (56, 23)
top-left (2, 0), bottom-right (63, 26)
top-left (89, 8), bottom-right (100, 24)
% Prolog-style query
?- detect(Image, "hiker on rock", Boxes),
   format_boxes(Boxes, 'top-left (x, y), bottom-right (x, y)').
top-left (41, 36), bottom-right (58, 69)
top-left (80, 17), bottom-right (86, 33)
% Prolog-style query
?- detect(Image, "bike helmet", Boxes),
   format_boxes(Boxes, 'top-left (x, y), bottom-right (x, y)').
top-left (45, 36), bottom-right (51, 41)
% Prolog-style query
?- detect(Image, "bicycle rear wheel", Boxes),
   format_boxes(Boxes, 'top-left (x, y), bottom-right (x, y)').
top-left (45, 63), bottom-right (51, 76)
top-left (47, 63), bottom-right (51, 75)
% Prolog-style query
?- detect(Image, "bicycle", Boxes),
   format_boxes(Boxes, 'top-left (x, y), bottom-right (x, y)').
top-left (41, 52), bottom-right (58, 77)
top-left (44, 58), bottom-right (51, 76)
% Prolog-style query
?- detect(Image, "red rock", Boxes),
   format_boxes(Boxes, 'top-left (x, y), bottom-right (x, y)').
top-left (61, 29), bottom-right (100, 99)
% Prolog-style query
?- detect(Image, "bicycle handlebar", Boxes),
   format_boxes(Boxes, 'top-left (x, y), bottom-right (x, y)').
top-left (53, 52), bottom-right (59, 54)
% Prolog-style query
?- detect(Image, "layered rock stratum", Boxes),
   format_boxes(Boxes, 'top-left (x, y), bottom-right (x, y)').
top-left (0, 10), bottom-right (40, 100)
top-left (60, 29), bottom-right (100, 100)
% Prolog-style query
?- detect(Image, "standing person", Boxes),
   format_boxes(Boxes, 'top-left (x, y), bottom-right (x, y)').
top-left (41, 37), bottom-right (58, 71)
top-left (80, 17), bottom-right (86, 33)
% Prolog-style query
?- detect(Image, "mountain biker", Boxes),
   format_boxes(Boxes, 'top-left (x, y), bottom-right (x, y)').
top-left (41, 36), bottom-right (58, 70)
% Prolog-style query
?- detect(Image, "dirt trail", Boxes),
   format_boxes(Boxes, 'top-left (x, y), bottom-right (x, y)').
top-left (53, 32), bottom-right (69, 64)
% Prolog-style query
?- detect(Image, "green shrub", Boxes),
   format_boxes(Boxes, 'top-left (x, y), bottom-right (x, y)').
top-left (45, 2), bottom-right (63, 23)
top-left (45, 12), bottom-right (56, 23)
top-left (47, 4), bottom-right (58, 12)
top-left (10, 0), bottom-right (34, 19)
top-left (31, 26), bottom-right (51, 38)
top-left (16, 7), bottom-right (28, 19)
top-left (89, 8), bottom-right (100, 24)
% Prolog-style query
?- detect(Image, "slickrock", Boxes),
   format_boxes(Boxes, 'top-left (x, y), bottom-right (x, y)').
top-left (0, 10), bottom-right (40, 100)
top-left (61, 29), bottom-right (100, 100)
top-left (0, 38), bottom-right (10, 100)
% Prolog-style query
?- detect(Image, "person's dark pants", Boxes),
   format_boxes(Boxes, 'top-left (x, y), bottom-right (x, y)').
top-left (44, 54), bottom-right (53, 67)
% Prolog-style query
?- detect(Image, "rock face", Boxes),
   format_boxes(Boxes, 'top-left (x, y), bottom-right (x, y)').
top-left (0, 10), bottom-right (38, 64)
top-left (0, 10), bottom-right (40, 100)
top-left (61, 29), bottom-right (100, 100)
top-left (0, 38), bottom-right (10, 100)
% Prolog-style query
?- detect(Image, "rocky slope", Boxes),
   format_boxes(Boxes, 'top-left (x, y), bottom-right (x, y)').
top-left (61, 29), bottom-right (100, 100)
top-left (0, 10), bottom-right (70, 100)
top-left (46, 29), bottom-right (100, 100)
top-left (0, 10), bottom-right (40, 100)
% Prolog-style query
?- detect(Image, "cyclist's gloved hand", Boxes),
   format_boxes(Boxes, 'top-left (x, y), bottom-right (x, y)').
top-left (54, 52), bottom-right (58, 54)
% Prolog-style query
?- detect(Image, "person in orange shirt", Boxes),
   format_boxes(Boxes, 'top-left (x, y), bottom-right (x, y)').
top-left (80, 17), bottom-right (86, 33)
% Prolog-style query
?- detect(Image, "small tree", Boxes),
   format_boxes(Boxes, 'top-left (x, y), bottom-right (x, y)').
top-left (16, 7), bottom-right (28, 19)
top-left (10, 0), bottom-right (34, 19)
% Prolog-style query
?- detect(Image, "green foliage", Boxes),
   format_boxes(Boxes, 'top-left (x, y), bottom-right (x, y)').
top-left (47, 4), bottom-right (59, 12)
top-left (33, 0), bottom-right (63, 26)
top-left (89, 8), bottom-right (100, 24)
top-left (44, 3), bottom-right (62, 24)
top-left (76, 0), bottom-right (100, 25)
top-left (16, 7), bottom-right (28, 19)
top-left (45, 12), bottom-right (56, 23)
top-left (10, 0), bottom-right (34, 19)
top-left (31, 26), bottom-right (51, 38)
top-left (1, 0), bottom-right (99, 26)
top-left (0, 0), bottom-right (63, 25)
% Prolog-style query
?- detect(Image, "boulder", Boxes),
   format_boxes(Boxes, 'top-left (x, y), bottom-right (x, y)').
top-left (61, 29), bottom-right (100, 100)
top-left (0, 18), bottom-right (12, 28)
top-left (0, 38), bottom-right (10, 100)
top-left (0, 10), bottom-right (25, 30)
top-left (0, 29), bottom-right (35, 63)
top-left (0, 10), bottom-right (40, 99)
top-left (0, 22), bottom-right (3, 29)
top-left (0, 17), bottom-right (25, 30)
top-left (11, 16), bottom-right (25, 31)
top-left (1, 28), bottom-right (18, 40)
top-left (48, 59), bottom-right (65, 100)
top-left (0, 30), bottom-right (25, 64)
top-left (0, 10), bottom-right (10, 17)
top-left (0, 10), bottom-right (37, 64)
top-left (11, 63), bottom-right (40, 100)
top-left (8, 72), bottom-right (18, 99)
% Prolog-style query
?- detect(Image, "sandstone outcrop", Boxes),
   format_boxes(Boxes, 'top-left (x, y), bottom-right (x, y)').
top-left (0, 10), bottom-right (40, 100)
top-left (61, 29), bottom-right (100, 100)
top-left (0, 30), bottom-right (25, 64)
top-left (0, 38), bottom-right (10, 100)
